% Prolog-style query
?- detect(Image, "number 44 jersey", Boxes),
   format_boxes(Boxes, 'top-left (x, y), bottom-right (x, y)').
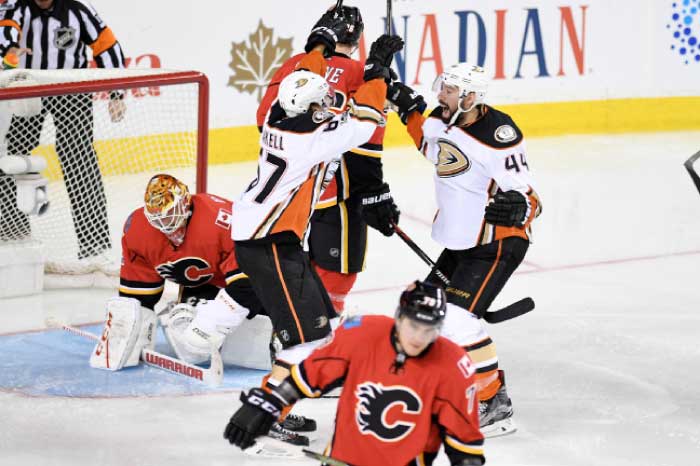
top-left (410, 105), bottom-right (542, 251)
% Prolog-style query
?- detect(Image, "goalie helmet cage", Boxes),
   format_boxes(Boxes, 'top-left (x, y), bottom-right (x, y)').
top-left (0, 69), bottom-right (209, 288)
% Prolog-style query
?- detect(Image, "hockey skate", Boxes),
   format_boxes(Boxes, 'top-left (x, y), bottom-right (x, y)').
top-left (479, 370), bottom-right (517, 438)
top-left (267, 422), bottom-right (310, 446)
top-left (280, 412), bottom-right (317, 432)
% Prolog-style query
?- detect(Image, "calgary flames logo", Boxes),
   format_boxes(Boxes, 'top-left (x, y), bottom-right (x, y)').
top-left (155, 257), bottom-right (213, 287)
top-left (355, 382), bottom-right (422, 442)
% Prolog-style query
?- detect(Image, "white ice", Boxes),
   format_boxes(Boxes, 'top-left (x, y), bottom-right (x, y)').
top-left (1, 131), bottom-right (699, 466)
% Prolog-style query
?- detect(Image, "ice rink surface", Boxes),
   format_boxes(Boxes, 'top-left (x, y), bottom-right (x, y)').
top-left (1, 131), bottom-right (699, 466)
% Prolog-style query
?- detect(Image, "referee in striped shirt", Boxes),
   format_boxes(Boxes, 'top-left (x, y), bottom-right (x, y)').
top-left (0, 0), bottom-right (125, 260)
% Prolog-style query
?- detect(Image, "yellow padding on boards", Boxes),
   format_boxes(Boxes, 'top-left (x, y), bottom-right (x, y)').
top-left (32, 96), bottom-right (700, 181)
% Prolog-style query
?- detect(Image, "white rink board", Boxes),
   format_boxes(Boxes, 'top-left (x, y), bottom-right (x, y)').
top-left (87, 0), bottom-right (700, 128)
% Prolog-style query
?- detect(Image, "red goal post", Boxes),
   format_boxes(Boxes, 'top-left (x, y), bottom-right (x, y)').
top-left (0, 69), bottom-right (209, 291)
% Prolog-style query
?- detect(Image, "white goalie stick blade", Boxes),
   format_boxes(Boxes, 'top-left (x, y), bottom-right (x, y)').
top-left (243, 438), bottom-right (305, 459)
top-left (52, 321), bottom-right (223, 386)
top-left (141, 346), bottom-right (223, 387)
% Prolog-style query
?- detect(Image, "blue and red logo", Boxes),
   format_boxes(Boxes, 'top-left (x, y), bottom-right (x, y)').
top-left (668, 0), bottom-right (700, 64)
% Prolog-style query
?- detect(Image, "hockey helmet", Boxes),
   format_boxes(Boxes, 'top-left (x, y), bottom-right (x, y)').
top-left (432, 62), bottom-right (488, 103)
top-left (313, 4), bottom-right (364, 45)
top-left (278, 70), bottom-right (333, 118)
top-left (396, 280), bottom-right (447, 326)
top-left (143, 174), bottom-right (192, 235)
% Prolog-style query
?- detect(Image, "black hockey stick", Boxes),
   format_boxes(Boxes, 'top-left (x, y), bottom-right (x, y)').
top-left (303, 449), bottom-right (351, 466)
top-left (391, 223), bottom-right (535, 323)
top-left (386, 0), bottom-right (393, 34)
top-left (392, 223), bottom-right (451, 285)
top-left (684, 150), bottom-right (700, 195)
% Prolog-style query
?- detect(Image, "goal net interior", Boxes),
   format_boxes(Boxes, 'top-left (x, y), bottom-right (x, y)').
top-left (0, 68), bottom-right (208, 286)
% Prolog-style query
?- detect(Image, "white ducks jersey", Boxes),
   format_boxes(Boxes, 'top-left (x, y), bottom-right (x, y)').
top-left (408, 105), bottom-right (541, 250)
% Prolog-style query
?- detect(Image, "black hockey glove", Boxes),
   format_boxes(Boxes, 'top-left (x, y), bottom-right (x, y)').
top-left (363, 34), bottom-right (404, 82)
top-left (305, 13), bottom-right (348, 57)
top-left (223, 388), bottom-right (284, 450)
top-left (387, 82), bottom-right (427, 124)
top-left (360, 183), bottom-right (400, 236)
top-left (484, 190), bottom-right (529, 227)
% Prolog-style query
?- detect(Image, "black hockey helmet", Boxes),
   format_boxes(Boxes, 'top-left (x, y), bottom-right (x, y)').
top-left (397, 280), bottom-right (447, 326)
top-left (313, 4), bottom-right (364, 46)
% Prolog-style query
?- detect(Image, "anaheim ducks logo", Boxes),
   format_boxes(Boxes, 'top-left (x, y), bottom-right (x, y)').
top-left (355, 382), bottom-right (422, 442)
top-left (155, 257), bottom-right (213, 287)
top-left (295, 78), bottom-right (308, 88)
top-left (436, 139), bottom-right (471, 178)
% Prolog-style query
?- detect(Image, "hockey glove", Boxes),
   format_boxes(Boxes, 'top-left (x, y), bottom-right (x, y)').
top-left (223, 387), bottom-right (284, 450)
top-left (305, 13), bottom-right (348, 57)
top-left (387, 82), bottom-right (427, 124)
top-left (484, 190), bottom-right (529, 227)
top-left (360, 183), bottom-right (400, 236)
top-left (363, 34), bottom-right (404, 82)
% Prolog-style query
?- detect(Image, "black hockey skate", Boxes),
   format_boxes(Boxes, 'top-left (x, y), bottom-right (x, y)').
top-left (280, 412), bottom-right (317, 432)
top-left (479, 370), bottom-right (517, 438)
top-left (267, 422), bottom-right (310, 446)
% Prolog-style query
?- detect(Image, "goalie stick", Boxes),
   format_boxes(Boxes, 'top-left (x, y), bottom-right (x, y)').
top-left (47, 319), bottom-right (224, 386)
top-left (391, 223), bottom-right (535, 324)
top-left (684, 150), bottom-right (700, 195)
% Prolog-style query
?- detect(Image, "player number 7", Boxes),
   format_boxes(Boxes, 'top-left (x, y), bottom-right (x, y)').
top-left (245, 150), bottom-right (288, 204)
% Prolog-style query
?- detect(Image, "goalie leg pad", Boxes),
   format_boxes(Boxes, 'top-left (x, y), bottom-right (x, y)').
top-left (89, 297), bottom-right (156, 371)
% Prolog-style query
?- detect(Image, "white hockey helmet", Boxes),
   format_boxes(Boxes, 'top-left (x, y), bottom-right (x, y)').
top-left (278, 70), bottom-right (333, 118)
top-left (432, 62), bottom-right (488, 103)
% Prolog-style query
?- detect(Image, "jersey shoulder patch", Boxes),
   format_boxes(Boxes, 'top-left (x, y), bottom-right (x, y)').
top-left (462, 105), bottom-right (523, 149)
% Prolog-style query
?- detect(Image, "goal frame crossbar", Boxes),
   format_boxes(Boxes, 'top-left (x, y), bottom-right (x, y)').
top-left (0, 70), bottom-right (210, 192)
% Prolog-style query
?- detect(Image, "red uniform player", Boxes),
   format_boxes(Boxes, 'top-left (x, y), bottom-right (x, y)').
top-left (224, 281), bottom-right (485, 466)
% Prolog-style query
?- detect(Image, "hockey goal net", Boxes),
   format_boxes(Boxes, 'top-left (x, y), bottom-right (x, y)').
top-left (0, 69), bottom-right (208, 286)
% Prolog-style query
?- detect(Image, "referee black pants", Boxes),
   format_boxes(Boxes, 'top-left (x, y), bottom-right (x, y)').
top-left (0, 93), bottom-right (110, 256)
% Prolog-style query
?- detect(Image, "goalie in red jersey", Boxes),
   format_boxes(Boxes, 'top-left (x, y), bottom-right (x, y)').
top-left (89, 174), bottom-right (314, 445)
top-left (224, 281), bottom-right (485, 466)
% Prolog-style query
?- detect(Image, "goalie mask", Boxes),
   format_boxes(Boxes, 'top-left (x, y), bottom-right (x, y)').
top-left (432, 62), bottom-right (489, 125)
top-left (144, 174), bottom-right (192, 243)
top-left (278, 70), bottom-right (334, 118)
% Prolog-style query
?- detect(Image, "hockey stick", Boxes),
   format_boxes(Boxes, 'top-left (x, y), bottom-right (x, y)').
top-left (391, 223), bottom-right (535, 323)
top-left (392, 223), bottom-right (451, 285)
top-left (303, 449), bottom-right (351, 466)
top-left (386, 0), bottom-right (393, 34)
top-left (49, 320), bottom-right (224, 386)
top-left (684, 150), bottom-right (700, 195)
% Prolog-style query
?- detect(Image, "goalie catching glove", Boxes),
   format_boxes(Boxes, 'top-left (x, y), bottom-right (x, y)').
top-left (359, 182), bottom-right (400, 236)
top-left (484, 190), bottom-right (530, 227)
top-left (89, 297), bottom-right (155, 371)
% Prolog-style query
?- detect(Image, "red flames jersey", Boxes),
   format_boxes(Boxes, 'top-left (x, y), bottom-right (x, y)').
top-left (119, 193), bottom-right (238, 305)
top-left (257, 52), bottom-right (386, 207)
top-left (289, 315), bottom-right (484, 466)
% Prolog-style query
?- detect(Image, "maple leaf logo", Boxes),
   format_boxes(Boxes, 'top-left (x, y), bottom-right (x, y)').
top-left (228, 20), bottom-right (293, 102)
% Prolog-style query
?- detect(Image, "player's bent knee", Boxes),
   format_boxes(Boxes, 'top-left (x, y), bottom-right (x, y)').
top-left (440, 302), bottom-right (489, 347)
top-left (275, 338), bottom-right (328, 366)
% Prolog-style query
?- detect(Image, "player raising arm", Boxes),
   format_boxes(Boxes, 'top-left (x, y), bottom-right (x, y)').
top-left (257, 4), bottom-right (402, 315)
top-left (224, 281), bottom-right (485, 466)
top-left (386, 63), bottom-right (542, 437)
